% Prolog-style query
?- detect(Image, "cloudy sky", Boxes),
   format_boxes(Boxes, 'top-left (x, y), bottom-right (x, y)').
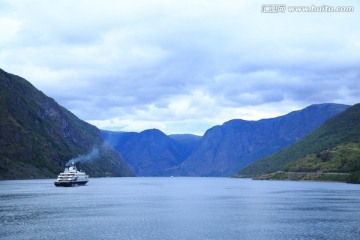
top-left (1, 0), bottom-right (359, 135)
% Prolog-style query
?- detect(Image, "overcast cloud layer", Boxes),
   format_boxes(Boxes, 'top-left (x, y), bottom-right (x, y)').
top-left (1, 0), bottom-right (359, 134)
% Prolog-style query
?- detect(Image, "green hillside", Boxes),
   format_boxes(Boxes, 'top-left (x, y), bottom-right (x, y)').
top-left (238, 103), bottom-right (360, 183)
top-left (285, 142), bottom-right (360, 173)
top-left (0, 68), bottom-right (133, 179)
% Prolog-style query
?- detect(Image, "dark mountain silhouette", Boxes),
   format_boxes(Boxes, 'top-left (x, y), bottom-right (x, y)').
top-left (0, 68), bottom-right (133, 179)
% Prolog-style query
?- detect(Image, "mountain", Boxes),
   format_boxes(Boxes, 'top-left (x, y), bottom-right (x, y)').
top-left (168, 134), bottom-right (202, 153)
top-left (169, 103), bottom-right (350, 176)
top-left (0, 68), bottom-right (133, 179)
top-left (101, 130), bottom-right (138, 150)
top-left (101, 129), bottom-right (200, 176)
top-left (238, 103), bottom-right (360, 183)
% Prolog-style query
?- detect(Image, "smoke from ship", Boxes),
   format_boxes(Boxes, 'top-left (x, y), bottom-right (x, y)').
top-left (66, 146), bottom-right (100, 166)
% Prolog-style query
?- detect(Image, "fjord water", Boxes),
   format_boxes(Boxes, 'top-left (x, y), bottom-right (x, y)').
top-left (1, 178), bottom-right (359, 240)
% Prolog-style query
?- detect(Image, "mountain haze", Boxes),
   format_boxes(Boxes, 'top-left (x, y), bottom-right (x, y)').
top-left (168, 134), bottom-right (202, 153)
top-left (0, 68), bottom-right (133, 179)
top-left (168, 104), bottom-right (349, 176)
top-left (102, 129), bottom-right (200, 176)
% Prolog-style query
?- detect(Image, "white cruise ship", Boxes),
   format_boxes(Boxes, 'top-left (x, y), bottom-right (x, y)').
top-left (54, 162), bottom-right (89, 187)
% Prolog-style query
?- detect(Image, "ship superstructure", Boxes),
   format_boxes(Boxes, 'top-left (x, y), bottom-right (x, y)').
top-left (54, 162), bottom-right (89, 187)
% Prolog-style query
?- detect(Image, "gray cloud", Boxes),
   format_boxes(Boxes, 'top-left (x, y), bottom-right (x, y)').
top-left (1, 0), bottom-right (359, 134)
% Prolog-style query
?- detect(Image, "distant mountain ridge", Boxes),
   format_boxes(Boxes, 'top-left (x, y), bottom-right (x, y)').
top-left (239, 103), bottom-right (360, 182)
top-left (0, 68), bottom-right (133, 179)
top-left (101, 129), bottom-right (201, 176)
top-left (167, 103), bottom-right (350, 176)
top-left (103, 103), bottom-right (349, 177)
top-left (168, 134), bottom-right (202, 153)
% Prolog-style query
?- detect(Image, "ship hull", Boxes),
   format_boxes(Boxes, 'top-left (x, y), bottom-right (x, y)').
top-left (54, 180), bottom-right (88, 187)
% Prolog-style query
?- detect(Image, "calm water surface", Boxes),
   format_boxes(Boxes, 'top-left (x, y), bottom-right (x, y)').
top-left (1, 178), bottom-right (360, 240)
